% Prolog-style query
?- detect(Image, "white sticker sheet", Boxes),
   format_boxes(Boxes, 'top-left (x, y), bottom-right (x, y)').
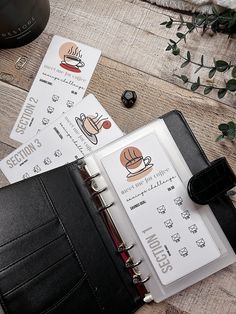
top-left (1, 95), bottom-right (123, 183)
top-left (102, 133), bottom-right (220, 285)
top-left (10, 35), bottom-right (101, 143)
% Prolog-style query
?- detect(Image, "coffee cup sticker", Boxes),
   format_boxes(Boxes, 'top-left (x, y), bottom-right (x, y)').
top-left (120, 146), bottom-right (153, 182)
top-left (75, 112), bottom-right (111, 145)
top-left (59, 42), bottom-right (85, 73)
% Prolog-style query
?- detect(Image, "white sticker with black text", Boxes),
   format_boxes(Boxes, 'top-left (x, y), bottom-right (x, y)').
top-left (101, 133), bottom-right (220, 285)
top-left (1, 95), bottom-right (123, 183)
top-left (10, 35), bottom-right (101, 143)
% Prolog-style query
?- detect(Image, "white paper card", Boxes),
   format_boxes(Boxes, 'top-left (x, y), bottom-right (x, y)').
top-left (10, 35), bottom-right (101, 143)
top-left (102, 133), bottom-right (220, 285)
top-left (1, 95), bottom-right (123, 183)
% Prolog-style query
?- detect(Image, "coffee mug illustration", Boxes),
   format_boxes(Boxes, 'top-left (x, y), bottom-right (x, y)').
top-left (59, 42), bottom-right (85, 73)
top-left (75, 112), bottom-right (111, 145)
top-left (120, 146), bottom-right (153, 182)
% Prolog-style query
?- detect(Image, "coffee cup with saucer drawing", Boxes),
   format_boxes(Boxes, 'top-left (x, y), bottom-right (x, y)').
top-left (64, 55), bottom-right (85, 68)
top-left (126, 156), bottom-right (152, 177)
top-left (80, 113), bottom-right (100, 135)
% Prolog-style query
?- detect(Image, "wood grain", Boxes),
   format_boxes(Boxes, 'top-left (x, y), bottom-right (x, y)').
top-left (46, 0), bottom-right (236, 107)
top-left (1, 0), bottom-right (236, 106)
top-left (0, 1), bottom-right (236, 313)
top-left (0, 54), bottom-right (236, 314)
top-left (1, 55), bottom-right (235, 171)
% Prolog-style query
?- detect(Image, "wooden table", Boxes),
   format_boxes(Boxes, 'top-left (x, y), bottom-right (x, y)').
top-left (0, 1), bottom-right (236, 313)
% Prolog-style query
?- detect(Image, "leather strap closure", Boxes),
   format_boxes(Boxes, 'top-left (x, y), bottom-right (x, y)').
top-left (187, 157), bottom-right (236, 205)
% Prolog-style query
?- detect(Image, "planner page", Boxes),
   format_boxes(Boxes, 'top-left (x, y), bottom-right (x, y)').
top-left (101, 132), bottom-right (220, 285)
top-left (10, 35), bottom-right (101, 143)
top-left (1, 95), bottom-right (123, 183)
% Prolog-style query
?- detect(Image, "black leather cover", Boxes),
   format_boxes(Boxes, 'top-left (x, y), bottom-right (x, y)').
top-left (163, 111), bottom-right (236, 252)
top-left (188, 157), bottom-right (236, 205)
top-left (0, 110), bottom-right (235, 314)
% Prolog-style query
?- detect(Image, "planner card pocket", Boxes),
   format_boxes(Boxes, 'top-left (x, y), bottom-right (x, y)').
top-left (0, 178), bottom-right (85, 314)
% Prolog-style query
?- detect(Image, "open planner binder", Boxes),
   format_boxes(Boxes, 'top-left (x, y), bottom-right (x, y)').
top-left (0, 111), bottom-right (235, 314)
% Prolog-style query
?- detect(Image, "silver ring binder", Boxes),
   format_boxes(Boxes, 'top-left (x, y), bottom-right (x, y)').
top-left (77, 157), bottom-right (149, 299)
top-left (117, 243), bottom-right (134, 253)
top-left (125, 257), bottom-right (142, 269)
top-left (91, 186), bottom-right (108, 197)
top-left (84, 172), bottom-right (100, 182)
top-left (98, 202), bottom-right (114, 213)
top-left (132, 274), bottom-right (150, 284)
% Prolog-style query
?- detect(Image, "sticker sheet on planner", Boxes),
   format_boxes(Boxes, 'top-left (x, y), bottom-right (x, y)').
top-left (102, 133), bottom-right (220, 285)
top-left (10, 35), bottom-right (101, 143)
top-left (1, 95), bottom-right (123, 183)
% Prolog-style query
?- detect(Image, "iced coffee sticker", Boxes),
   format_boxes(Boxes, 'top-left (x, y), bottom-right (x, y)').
top-left (102, 133), bottom-right (220, 285)
top-left (10, 35), bottom-right (101, 143)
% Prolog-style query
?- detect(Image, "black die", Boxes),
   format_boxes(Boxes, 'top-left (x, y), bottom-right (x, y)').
top-left (121, 90), bottom-right (137, 108)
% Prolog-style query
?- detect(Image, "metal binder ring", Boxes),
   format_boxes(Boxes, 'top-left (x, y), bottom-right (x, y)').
top-left (91, 187), bottom-right (107, 197)
top-left (117, 243), bottom-right (134, 253)
top-left (84, 172), bottom-right (100, 182)
top-left (132, 274), bottom-right (150, 284)
top-left (125, 257), bottom-right (142, 269)
top-left (77, 159), bottom-right (86, 170)
top-left (98, 202), bottom-right (114, 213)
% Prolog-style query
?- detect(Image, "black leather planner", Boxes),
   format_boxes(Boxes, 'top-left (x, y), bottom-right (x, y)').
top-left (0, 111), bottom-right (235, 314)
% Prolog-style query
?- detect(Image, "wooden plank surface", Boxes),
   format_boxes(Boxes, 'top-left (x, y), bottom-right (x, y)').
top-left (0, 45), bottom-right (235, 171)
top-left (0, 47), bottom-right (236, 314)
top-left (0, 0), bottom-right (236, 313)
top-left (45, 0), bottom-right (236, 107)
top-left (1, 0), bottom-right (236, 106)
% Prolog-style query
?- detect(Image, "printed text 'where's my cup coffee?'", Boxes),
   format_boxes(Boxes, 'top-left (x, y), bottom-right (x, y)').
top-left (1, 94), bottom-right (123, 184)
top-left (10, 35), bottom-right (101, 143)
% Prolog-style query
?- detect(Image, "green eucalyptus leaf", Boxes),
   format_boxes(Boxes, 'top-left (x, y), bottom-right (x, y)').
top-left (191, 82), bottom-right (200, 91)
top-left (181, 60), bottom-right (190, 68)
top-left (180, 75), bottom-right (188, 83)
top-left (187, 51), bottom-right (191, 61)
top-left (227, 128), bottom-right (236, 140)
top-left (226, 79), bottom-right (236, 92)
top-left (227, 121), bottom-right (236, 131)
top-left (204, 86), bottom-right (213, 95)
top-left (169, 39), bottom-right (176, 44)
top-left (186, 22), bottom-right (194, 30)
top-left (209, 68), bottom-right (216, 79)
top-left (201, 55), bottom-right (204, 66)
top-left (218, 123), bottom-right (229, 132)
top-left (215, 134), bottom-right (224, 142)
top-left (166, 45), bottom-right (172, 51)
top-left (218, 88), bottom-right (227, 99)
top-left (166, 21), bottom-right (173, 28)
top-left (232, 66), bottom-right (236, 78)
top-left (195, 14), bottom-right (206, 26)
top-left (172, 47), bottom-right (180, 55)
top-left (176, 32), bottom-right (185, 39)
top-left (215, 60), bottom-right (229, 72)
top-left (160, 21), bottom-right (168, 25)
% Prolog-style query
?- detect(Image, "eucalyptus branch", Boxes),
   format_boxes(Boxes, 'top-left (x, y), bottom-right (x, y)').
top-left (216, 121), bottom-right (236, 142)
top-left (178, 51), bottom-right (236, 77)
top-left (161, 9), bottom-right (236, 99)
top-left (174, 74), bottom-right (236, 99)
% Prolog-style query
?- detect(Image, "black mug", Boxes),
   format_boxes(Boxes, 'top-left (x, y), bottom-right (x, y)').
top-left (0, 0), bottom-right (50, 49)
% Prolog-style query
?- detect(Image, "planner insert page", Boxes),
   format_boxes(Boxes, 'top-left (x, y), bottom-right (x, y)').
top-left (101, 133), bottom-right (220, 285)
